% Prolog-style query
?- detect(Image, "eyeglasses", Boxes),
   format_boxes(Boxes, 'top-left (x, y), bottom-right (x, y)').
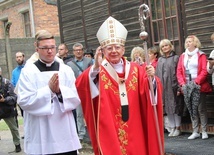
top-left (37, 46), bottom-right (57, 52)
top-left (104, 45), bottom-right (123, 52)
top-left (73, 49), bottom-right (83, 52)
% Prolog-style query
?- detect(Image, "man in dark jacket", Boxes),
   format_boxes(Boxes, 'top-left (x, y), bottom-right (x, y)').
top-left (0, 67), bottom-right (21, 152)
top-left (57, 43), bottom-right (73, 64)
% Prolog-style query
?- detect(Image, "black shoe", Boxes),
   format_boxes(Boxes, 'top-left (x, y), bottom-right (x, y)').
top-left (15, 144), bottom-right (21, 153)
top-left (21, 136), bottom-right (24, 139)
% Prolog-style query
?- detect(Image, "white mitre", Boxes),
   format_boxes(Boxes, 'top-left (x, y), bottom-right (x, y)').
top-left (96, 16), bottom-right (128, 47)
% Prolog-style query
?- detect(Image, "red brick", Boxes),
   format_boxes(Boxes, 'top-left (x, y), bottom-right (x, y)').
top-left (0, 0), bottom-right (59, 39)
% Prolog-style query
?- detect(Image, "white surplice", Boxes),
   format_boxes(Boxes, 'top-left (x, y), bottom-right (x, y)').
top-left (17, 62), bottom-right (81, 155)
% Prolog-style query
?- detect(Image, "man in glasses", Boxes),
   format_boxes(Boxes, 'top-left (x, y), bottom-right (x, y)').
top-left (25, 31), bottom-right (63, 66)
top-left (76, 16), bottom-right (164, 155)
top-left (67, 43), bottom-right (93, 150)
top-left (17, 30), bottom-right (81, 155)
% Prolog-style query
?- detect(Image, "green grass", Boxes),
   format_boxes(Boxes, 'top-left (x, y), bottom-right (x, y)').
top-left (0, 117), bottom-right (23, 131)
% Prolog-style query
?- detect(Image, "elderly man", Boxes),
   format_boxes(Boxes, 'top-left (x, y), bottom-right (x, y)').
top-left (76, 16), bottom-right (164, 155)
top-left (17, 30), bottom-right (81, 155)
top-left (67, 43), bottom-right (93, 146)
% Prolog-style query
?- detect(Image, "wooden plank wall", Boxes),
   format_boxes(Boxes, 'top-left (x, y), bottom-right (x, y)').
top-left (109, 1), bottom-right (147, 58)
top-left (57, 0), bottom-right (148, 59)
top-left (184, 0), bottom-right (214, 118)
top-left (57, 0), bottom-right (213, 56)
top-left (82, 0), bottom-right (109, 50)
top-left (57, 0), bottom-right (85, 50)
top-left (58, 0), bottom-right (214, 130)
top-left (184, 0), bottom-right (214, 54)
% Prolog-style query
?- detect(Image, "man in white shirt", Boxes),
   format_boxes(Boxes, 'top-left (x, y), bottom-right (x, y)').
top-left (17, 30), bottom-right (81, 155)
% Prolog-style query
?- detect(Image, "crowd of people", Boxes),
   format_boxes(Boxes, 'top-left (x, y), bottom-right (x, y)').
top-left (131, 34), bottom-right (214, 141)
top-left (0, 15), bottom-right (213, 155)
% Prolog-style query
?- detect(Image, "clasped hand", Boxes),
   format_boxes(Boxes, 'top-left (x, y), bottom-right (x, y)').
top-left (49, 73), bottom-right (60, 94)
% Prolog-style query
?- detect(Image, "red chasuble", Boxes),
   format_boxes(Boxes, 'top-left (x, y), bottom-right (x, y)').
top-left (76, 60), bottom-right (164, 155)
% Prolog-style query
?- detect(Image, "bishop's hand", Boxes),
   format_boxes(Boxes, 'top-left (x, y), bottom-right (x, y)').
top-left (146, 65), bottom-right (155, 78)
top-left (94, 46), bottom-right (103, 70)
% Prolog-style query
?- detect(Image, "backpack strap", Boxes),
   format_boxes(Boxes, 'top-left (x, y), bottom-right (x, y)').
top-left (72, 60), bottom-right (84, 72)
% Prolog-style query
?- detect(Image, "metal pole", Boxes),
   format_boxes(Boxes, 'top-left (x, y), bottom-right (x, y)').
top-left (138, 4), bottom-right (163, 155)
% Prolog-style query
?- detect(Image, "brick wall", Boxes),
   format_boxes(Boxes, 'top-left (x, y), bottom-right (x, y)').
top-left (0, 0), bottom-right (59, 39)
top-left (33, 0), bottom-right (59, 36)
top-left (0, 1), bottom-right (28, 38)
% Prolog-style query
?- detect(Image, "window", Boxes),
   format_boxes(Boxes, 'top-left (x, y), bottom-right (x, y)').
top-left (23, 11), bottom-right (31, 37)
top-left (149, 0), bottom-right (183, 53)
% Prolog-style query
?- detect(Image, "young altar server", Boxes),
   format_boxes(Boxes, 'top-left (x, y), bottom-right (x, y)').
top-left (17, 30), bottom-right (81, 155)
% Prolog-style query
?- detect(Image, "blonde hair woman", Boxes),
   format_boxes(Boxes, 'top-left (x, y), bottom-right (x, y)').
top-left (177, 35), bottom-right (212, 140)
top-left (130, 46), bottom-right (145, 65)
top-left (156, 39), bottom-right (181, 137)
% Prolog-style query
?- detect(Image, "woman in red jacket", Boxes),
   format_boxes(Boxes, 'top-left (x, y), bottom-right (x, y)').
top-left (177, 35), bottom-right (212, 140)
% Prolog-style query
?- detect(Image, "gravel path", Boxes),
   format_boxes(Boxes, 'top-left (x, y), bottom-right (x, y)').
top-left (0, 122), bottom-right (93, 155)
top-left (1, 121), bottom-right (214, 155)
